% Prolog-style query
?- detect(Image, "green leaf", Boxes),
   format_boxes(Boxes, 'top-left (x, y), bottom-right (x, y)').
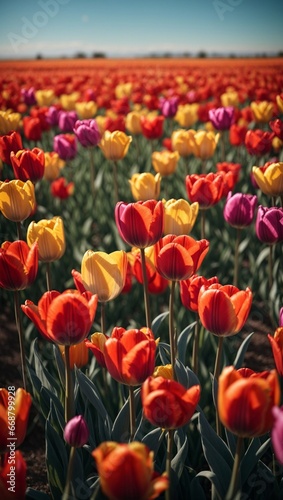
top-left (241, 437), bottom-right (271, 486)
top-left (142, 427), bottom-right (165, 456)
top-left (46, 419), bottom-right (68, 499)
top-left (233, 331), bottom-right (254, 369)
top-left (191, 471), bottom-right (221, 500)
top-left (158, 341), bottom-right (171, 365)
top-left (151, 311), bottom-right (169, 336)
top-left (171, 428), bottom-right (188, 479)
top-left (177, 321), bottom-right (196, 365)
top-left (32, 339), bottom-right (61, 396)
top-left (111, 388), bottom-right (141, 442)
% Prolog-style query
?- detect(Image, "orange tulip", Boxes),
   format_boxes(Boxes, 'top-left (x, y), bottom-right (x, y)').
top-left (218, 366), bottom-right (280, 437)
top-left (198, 283), bottom-right (252, 336)
top-left (180, 274), bottom-right (219, 313)
top-left (0, 388), bottom-right (32, 452)
top-left (268, 327), bottom-right (283, 376)
top-left (141, 376), bottom-right (200, 429)
top-left (59, 340), bottom-right (89, 369)
top-left (92, 441), bottom-right (169, 500)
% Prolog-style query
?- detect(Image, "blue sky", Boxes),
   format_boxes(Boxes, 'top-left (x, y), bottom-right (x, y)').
top-left (0, 0), bottom-right (282, 59)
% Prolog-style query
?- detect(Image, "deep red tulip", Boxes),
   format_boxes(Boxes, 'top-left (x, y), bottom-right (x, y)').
top-left (22, 116), bottom-right (42, 141)
top-left (140, 115), bottom-right (164, 140)
top-left (0, 131), bottom-right (23, 165)
top-left (245, 129), bottom-right (274, 156)
top-left (10, 147), bottom-right (45, 182)
top-left (269, 119), bottom-right (283, 141)
top-left (0, 240), bottom-right (38, 291)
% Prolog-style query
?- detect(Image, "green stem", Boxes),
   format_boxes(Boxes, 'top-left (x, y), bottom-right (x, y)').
top-left (225, 436), bottom-right (243, 500)
top-left (89, 146), bottom-right (96, 198)
top-left (16, 221), bottom-right (23, 240)
top-left (62, 445), bottom-right (76, 500)
top-left (14, 290), bottom-right (27, 390)
top-left (113, 161), bottom-right (119, 204)
top-left (220, 131), bottom-right (226, 162)
top-left (46, 261), bottom-right (52, 291)
top-left (140, 247), bottom-right (151, 328)
top-left (192, 319), bottom-right (199, 376)
top-left (64, 345), bottom-right (74, 423)
top-left (169, 280), bottom-right (177, 381)
top-left (100, 301), bottom-right (106, 335)
top-left (128, 385), bottom-right (136, 441)
top-left (233, 227), bottom-right (241, 287)
top-left (268, 244), bottom-right (273, 291)
top-left (214, 335), bottom-right (224, 436)
top-left (165, 429), bottom-right (174, 500)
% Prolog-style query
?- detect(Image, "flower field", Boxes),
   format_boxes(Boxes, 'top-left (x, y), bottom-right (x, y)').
top-left (0, 56), bottom-right (283, 500)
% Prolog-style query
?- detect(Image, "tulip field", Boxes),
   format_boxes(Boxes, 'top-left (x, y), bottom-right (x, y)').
top-left (1, 56), bottom-right (283, 500)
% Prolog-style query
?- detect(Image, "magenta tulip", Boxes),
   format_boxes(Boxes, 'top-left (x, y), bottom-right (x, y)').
top-left (208, 106), bottom-right (235, 131)
top-left (255, 205), bottom-right (283, 244)
top-left (224, 192), bottom-right (257, 228)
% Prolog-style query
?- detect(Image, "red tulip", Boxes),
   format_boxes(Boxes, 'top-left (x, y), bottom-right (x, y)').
top-left (268, 327), bottom-right (283, 376)
top-left (22, 116), bottom-right (42, 141)
top-left (140, 115), bottom-right (164, 140)
top-left (185, 173), bottom-right (225, 209)
top-left (0, 240), bottom-right (38, 291)
top-left (10, 147), bottom-right (45, 183)
top-left (0, 131), bottom-right (23, 165)
top-left (244, 129), bottom-right (274, 156)
top-left (0, 451), bottom-right (26, 500)
top-left (50, 177), bottom-right (74, 199)
top-left (180, 274), bottom-right (219, 313)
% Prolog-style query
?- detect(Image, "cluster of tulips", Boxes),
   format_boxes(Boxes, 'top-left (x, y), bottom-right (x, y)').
top-left (0, 58), bottom-right (283, 499)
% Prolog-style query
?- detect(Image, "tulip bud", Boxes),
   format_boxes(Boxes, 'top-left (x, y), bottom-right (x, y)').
top-left (64, 415), bottom-right (89, 447)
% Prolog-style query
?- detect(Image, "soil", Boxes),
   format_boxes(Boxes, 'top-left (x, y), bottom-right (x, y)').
top-left (0, 302), bottom-right (276, 496)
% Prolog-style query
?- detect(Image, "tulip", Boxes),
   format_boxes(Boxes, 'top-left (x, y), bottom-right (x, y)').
top-left (280, 308), bottom-right (283, 327)
top-left (174, 103), bottom-right (199, 128)
top-left (0, 131), bottom-right (23, 165)
top-left (223, 192), bottom-right (257, 228)
top-left (159, 96), bottom-right (179, 118)
top-left (75, 101), bottom-right (97, 119)
top-left (10, 147), bottom-right (45, 183)
top-left (125, 110), bottom-right (143, 135)
top-left (64, 415), bottom-right (89, 447)
top-left (58, 111), bottom-right (78, 133)
top-left (115, 200), bottom-right (164, 248)
top-left (191, 130), bottom-right (220, 160)
top-left (59, 340), bottom-right (89, 369)
top-left (255, 206), bottom-right (283, 244)
top-left (73, 119), bottom-right (101, 147)
top-left (208, 106), bottom-right (235, 131)
top-left (180, 274), bottom-right (219, 313)
top-left (250, 101), bottom-right (274, 123)
top-left (21, 87), bottom-right (36, 106)
top-left (50, 177), bottom-right (74, 199)
top-left (0, 179), bottom-right (36, 222)
top-left (85, 332), bottom-right (108, 368)
top-left (229, 123), bottom-right (248, 146)
top-left (129, 172), bottom-right (161, 201)
top-left (171, 129), bottom-right (197, 157)
top-left (151, 150), bottom-right (179, 177)
top-left (27, 216), bottom-right (66, 262)
top-left (43, 152), bottom-right (65, 181)
top-left (245, 129), bottom-right (274, 156)
top-left (185, 172), bottom-right (224, 209)
top-left (22, 116), bottom-right (42, 142)
top-left (140, 115), bottom-right (164, 140)
top-left (198, 283), bottom-right (252, 337)
top-left (141, 376), bottom-right (200, 429)
top-left (60, 92), bottom-right (81, 111)
top-left (155, 234), bottom-right (209, 282)
top-left (131, 246), bottom-right (169, 295)
top-left (92, 441), bottom-right (169, 500)
top-left (218, 365), bottom-right (280, 437)
top-left (0, 388), bottom-right (32, 452)
top-left (268, 327), bottom-right (283, 376)
top-left (46, 105), bottom-right (61, 127)
top-left (0, 240), bottom-right (38, 291)
top-left (276, 94), bottom-right (283, 114)
top-left (216, 161), bottom-right (241, 189)
top-left (0, 110), bottom-right (21, 135)
top-left (104, 114), bottom-right (126, 133)
top-left (76, 249), bottom-right (128, 302)
top-left (252, 162), bottom-right (283, 198)
top-left (221, 91), bottom-right (239, 108)
top-left (153, 364), bottom-right (173, 379)
top-left (22, 289), bottom-right (98, 345)
top-left (30, 106), bottom-right (50, 132)
top-left (271, 406), bottom-right (283, 465)
top-left (35, 89), bottom-right (56, 107)
top-left (269, 119), bottom-right (283, 141)
top-left (99, 130), bottom-right (132, 161)
top-left (162, 198), bottom-right (199, 235)
top-left (53, 133), bottom-right (77, 160)
top-left (0, 451), bottom-right (26, 500)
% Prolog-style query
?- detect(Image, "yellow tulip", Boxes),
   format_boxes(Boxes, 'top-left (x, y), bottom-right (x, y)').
top-left (115, 82), bottom-right (133, 99)
top-left (43, 152), bottom-right (65, 181)
top-left (125, 111), bottom-right (143, 135)
top-left (272, 136), bottom-right (283, 153)
top-left (27, 216), bottom-right (66, 262)
top-left (192, 130), bottom-right (220, 160)
top-left (75, 101), bottom-right (97, 119)
top-left (129, 172), bottom-right (161, 201)
top-left (153, 364), bottom-right (173, 379)
top-left (0, 111), bottom-right (21, 134)
top-left (81, 250), bottom-right (128, 302)
top-left (252, 162), bottom-right (283, 198)
top-left (220, 91), bottom-right (239, 108)
top-left (276, 94), bottom-right (283, 114)
top-left (151, 150), bottom-right (180, 177)
top-left (171, 129), bottom-right (198, 157)
top-left (0, 180), bottom-right (35, 222)
top-left (35, 89), bottom-right (56, 107)
top-left (163, 198), bottom-right (199, 235)
top-left (60, 92), bottom-right (81, 111)
top-left (174, 103), bottom-right (199, 128)
top-left (250, 101), bottom-right (274, 123)
top-left (99, 130), bottom-right (132, 161)
top-left (95, 115), bottom-right (107, 135)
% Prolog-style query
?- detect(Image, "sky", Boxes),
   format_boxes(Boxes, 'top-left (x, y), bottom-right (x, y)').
top-left (0, 0), bottom-right (282, 59)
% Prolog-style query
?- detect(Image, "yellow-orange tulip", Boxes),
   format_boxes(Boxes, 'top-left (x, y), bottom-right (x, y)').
top-left (35, 89), bottom-right (56, 107)
top-left (276, 94), bottom-right (283, 114)
top-left (59, 340), bottom-right (89, 369)
top-left (174, 103), bottom-right (199, 128)
top-left (60, 92), bottom-right (81, 111)
top-left (252, 162), bottom-right (283, 198)
top-left (0, 388), bottom-right (32, 452)
top-left (99, 130), bottom-right (132, 161)
top-left (218, 365), bottom-right (280, 437)
top-left (192, 130), bottom-right (220, 160)
top-left (43, 152), bottom-right (65, 181)
top-left (125, 110), bottom-right (143, 135)
top-left (163, 198), bottom-right (199, 235)
top-left (80, 250), bottom-right (128, 302)
top-left (171, 129), bottom-right (197, 157)
top-left (0, 180), bottom-right (35, 222)
top-left (151, 150), bottom-right (179, 177)
top-left (75, 101), bottom-right (97, 119)
top-left (129, 172), bottom-right (161, 201)
top-left (153, 364), bottom-right (173, 379)
top-left (250, 101), bottom-right (274, 123)
top-left (27, 216), bottom-right (66, 262)
top-left (0, 111), bottom-right (21, 135)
